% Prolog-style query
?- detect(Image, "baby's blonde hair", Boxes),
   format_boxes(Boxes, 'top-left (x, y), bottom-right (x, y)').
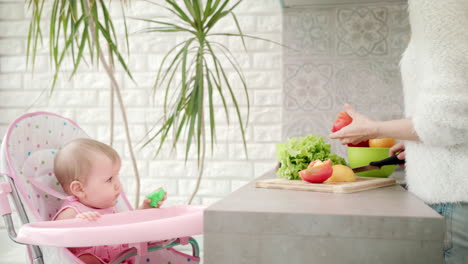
top-left (54, 138), bottom-right (120, 194)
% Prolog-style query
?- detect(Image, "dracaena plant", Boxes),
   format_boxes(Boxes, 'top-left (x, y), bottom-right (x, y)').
top-left (138, 0), bottom-right (277, 203)
top-left (26, 0), bottom-right (143, 207)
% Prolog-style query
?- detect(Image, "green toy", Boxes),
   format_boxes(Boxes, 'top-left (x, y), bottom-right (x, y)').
top-left (146, 189), bottom-right (166, 207)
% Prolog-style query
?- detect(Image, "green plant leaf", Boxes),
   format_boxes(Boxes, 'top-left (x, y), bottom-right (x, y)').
top-left (165, 0), bottom-right (195, 26)
top-left (183, 0), bottom-right (198, 22)
top-left (214, 53), bottom-right (248, 156)
top-left (205, 63), bottom-right (216, 150)
top-left (131, 17), bottom-right (196, 34)
top-left (26, 0), bottom-right (134, 92)
top-left (97, 21), bottom-right (134, 81)
top-left (210, 32), bottom-right (288, 49)
top-left (181, 38), bottom-right (195, 108)
top-left (121, 3), bottom-right (130, 56)
top-left (70, 21), bottom-right (88, 77)
top-left (211, 41), bottom-right (249, 123)
top-left (202, 0), bottom-right (213, 21)
top-left (230, 13), bottom-right (246, 50)
top-left (203, 0), bottom-right (230, 31)
top-left (153, 40), bottom-right (188, 94)
top-left (204, 42), bottom-right (229, 123)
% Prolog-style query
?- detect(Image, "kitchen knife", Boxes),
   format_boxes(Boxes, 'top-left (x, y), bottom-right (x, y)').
top-left (352, 154), bottom-right (405, 173)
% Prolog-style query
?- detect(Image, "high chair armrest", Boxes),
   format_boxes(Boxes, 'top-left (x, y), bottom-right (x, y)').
top-left (0, 182), bottom-right (12, 216)
top-left (16, 205), bottom-right (206, 247)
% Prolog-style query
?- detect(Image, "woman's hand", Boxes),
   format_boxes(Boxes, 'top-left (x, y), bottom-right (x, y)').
top-left (329, 104), bottom-right (380, 145)
top-left (139, 190), bottom-right (167, 210)
top-left (390, 142), bottom-right (406, 168)
top-left (76, 211), bottom-right (101, 221)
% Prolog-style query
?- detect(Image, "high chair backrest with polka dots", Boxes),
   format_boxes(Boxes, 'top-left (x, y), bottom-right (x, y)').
top-left (0, 112), bottom-right (132, 222)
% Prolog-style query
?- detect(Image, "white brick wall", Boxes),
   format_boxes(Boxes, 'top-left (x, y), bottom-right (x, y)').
top-left (0, 0), bottom-right (282, 261)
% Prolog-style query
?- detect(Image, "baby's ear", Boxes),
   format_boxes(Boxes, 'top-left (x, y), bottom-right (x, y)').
top-left (69, 180), bottom-right (85, 198)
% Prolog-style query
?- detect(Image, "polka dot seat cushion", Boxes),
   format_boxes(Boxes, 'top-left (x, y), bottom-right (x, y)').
top-left (3, 113), bottom-right (88, 221)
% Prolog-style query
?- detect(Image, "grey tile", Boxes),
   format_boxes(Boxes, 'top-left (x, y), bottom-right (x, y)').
top-left (336, 6), bottom-right (389, 57)
top-left (284, 63), bottom-right (335, 111)
top-left (282, 111), bottom-right (335, 137)
top-left (387, 3), bottom-right (411, 57)
top-left (284, 8), bottom-right (335, 57)
top-left (386, 3), bottom-right (410, 30)
top-left (333, 60), bottom-right (404, 115)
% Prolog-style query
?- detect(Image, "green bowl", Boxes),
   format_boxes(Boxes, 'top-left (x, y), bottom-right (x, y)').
top-left (347, 147), bottom-right (396, 178)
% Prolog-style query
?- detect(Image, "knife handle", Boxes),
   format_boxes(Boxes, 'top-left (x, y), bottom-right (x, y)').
top-left (369, 154), bottom-right (405, 167)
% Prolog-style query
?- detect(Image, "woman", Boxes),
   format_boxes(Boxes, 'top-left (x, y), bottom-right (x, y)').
top-left (329, 0), bottom-right (468, 263)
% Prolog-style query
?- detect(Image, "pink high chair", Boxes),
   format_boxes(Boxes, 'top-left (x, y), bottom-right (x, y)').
top-left (0, 112), bottom-right (205, 264)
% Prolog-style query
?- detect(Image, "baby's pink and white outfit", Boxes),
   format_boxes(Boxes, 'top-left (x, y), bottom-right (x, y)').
top-left (53, 196), bottom-right (133, 264)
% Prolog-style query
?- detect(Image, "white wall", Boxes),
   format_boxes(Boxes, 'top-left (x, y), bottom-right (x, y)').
top-left (0, 0), bottom-right (282, 262)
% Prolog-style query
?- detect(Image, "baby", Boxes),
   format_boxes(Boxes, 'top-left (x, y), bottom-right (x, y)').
top-left (53, 138), bottom-right (166, 264)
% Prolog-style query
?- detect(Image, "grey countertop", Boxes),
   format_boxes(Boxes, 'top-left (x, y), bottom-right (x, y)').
top-left (204, 169), bottom-right (445, 264)
top-left (207, 169), bottom-right (438, 219)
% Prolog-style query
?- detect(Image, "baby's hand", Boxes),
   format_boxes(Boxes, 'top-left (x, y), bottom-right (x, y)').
top-left (76, 211), bottom-right (101, 221)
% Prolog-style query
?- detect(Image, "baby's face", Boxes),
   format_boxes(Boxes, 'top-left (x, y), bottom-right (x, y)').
top-left (80, 151), bottom-right (122, 209)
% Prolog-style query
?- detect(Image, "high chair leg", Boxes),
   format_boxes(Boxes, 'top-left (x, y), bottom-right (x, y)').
top-left (185, 237), bottom-right (200, 257)
top-left (107, 237), bottom-right (200, 264)
top-left (1, 176), bottom-right (44, 264)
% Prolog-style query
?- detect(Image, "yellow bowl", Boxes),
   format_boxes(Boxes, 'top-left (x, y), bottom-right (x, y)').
top-left (347, 147), bottom-right (396, 178)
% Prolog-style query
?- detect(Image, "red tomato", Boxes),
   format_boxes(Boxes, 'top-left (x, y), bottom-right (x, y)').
top-left (299, 159), bottom-right (333, 183)
top-left (331, 112), bottom-right (352, 132)
top-left (348, 141), bottom-right (369, 147)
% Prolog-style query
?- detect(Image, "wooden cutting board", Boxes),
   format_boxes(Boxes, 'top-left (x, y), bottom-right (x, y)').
top-left (255, 177), bottom-right (396, 194)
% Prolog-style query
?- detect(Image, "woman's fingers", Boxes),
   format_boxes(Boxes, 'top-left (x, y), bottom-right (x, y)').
top-left (397, 151), bottom-right (406, 160)
top-left (344, 104), bottom-right (357, 118)
top-left (330, 125), bottom-right (352, 139)
top-left (339, 135), bottom-right (367, 145)
top-left (389, 142), bottom-right (405, 156)
top-left (397, 151), bottom-right (406, 168)
top-left (389, 142), bottom-right (406, 168)
top-left (330, 105), bottom-right (377, 141)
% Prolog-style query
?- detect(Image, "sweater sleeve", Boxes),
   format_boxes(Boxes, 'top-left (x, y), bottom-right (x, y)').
top-left (411, 0), bottom-right (468, 147)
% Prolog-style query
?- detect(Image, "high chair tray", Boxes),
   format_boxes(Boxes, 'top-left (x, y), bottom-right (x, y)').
top-left (16, 205), bottom-right (205, 247)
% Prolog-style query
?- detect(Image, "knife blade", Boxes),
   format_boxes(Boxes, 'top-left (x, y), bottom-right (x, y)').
top-left (352, 164), bottom-right (381, 173)
top-left (351, 154), bottom-right (405, 173)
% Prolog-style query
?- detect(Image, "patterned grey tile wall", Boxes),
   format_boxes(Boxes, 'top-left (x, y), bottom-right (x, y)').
top-left (282, 2), bottom-right (410, 157)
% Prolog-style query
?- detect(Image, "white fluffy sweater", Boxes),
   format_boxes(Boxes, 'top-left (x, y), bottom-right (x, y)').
top-left (400, 0), bottom-right (468, 204)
